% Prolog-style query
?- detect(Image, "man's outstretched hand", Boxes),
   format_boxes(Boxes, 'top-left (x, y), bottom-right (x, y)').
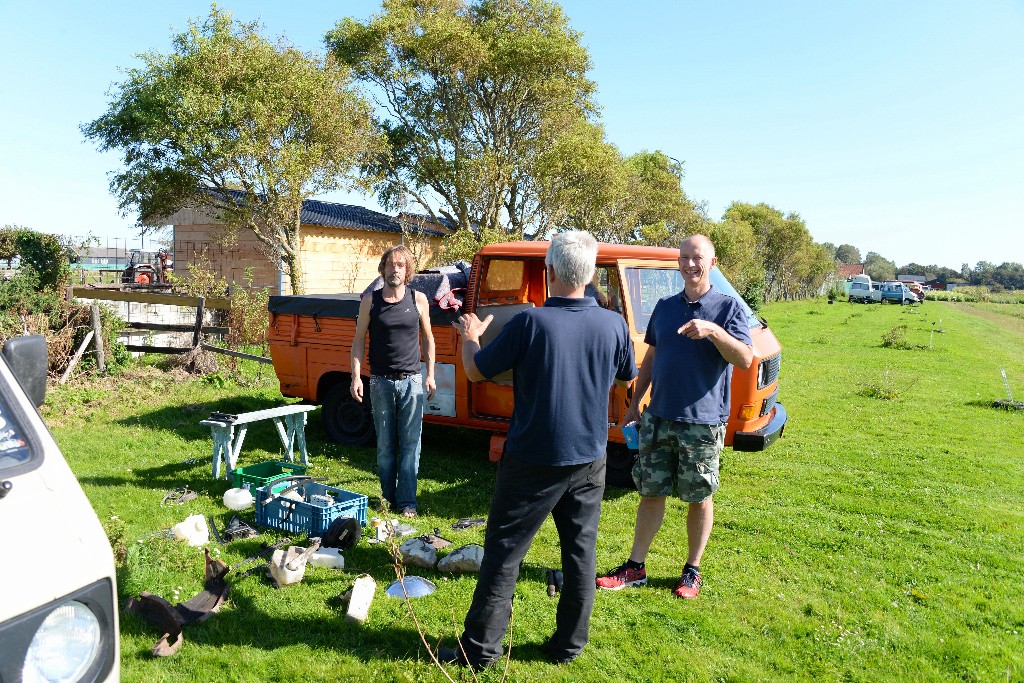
top-left (453, 312), bottom-right (494, 344)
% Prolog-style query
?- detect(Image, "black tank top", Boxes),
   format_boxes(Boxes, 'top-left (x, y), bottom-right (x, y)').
top-left (369, 288), bottom-right (421, 375)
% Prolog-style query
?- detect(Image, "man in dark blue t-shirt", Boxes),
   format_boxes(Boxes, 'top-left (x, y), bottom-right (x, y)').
top-left (439, 231), bottom-right (636, 669)
top-left (597, 234), bottom-right (753, 599)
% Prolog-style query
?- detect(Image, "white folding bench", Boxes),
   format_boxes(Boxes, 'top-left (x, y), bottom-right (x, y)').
top-left (200, 404), bottom-right (319, 479)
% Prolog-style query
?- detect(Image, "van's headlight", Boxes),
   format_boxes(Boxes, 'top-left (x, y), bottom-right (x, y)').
top-left (22, 600), bottom-right (102, 683)
top-left (0, 579), bottom-right (116, 683)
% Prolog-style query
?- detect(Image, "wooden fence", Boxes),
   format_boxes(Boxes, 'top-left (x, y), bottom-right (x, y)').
top-left (68, 287), bottom-right (271, 367)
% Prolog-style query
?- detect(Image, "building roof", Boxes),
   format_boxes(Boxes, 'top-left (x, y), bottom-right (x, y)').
top-left (839, 263), bottom-right (865, 278)
top-left (78, 246), bottom-right (124, 259)
top-left (301, 199), bottom-right (444, 237)
top-left (398, 211), bottom-right (473, 234)
top-left (896, 273), bottom-right (926, 282)
top-left (153, 190), bottom-right (447, 237)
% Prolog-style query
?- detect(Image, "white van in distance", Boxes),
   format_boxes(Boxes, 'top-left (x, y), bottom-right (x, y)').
top-left (847, 274), bottom-right (881, 303)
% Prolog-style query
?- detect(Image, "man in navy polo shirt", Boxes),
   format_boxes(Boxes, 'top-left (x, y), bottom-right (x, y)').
top-left (597, 234), bottom-right (753, 599)
top-left (439, 231), bottom-right (636, 669)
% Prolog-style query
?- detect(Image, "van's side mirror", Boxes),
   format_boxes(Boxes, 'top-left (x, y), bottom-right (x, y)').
top-left (1, 335), bottom-right (47, 407)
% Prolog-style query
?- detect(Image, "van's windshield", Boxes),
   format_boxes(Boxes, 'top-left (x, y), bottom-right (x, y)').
top-left (623, 266), bottom-right (761, 334)
top-left (0, 383), bottom-right (35, 472)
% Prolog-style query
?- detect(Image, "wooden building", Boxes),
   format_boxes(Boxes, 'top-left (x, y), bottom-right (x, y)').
top-left (158, 199), bottom-right (448, 295)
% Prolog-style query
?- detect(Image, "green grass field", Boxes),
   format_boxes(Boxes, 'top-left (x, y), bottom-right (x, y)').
top-left (46, 298), bottom-right (1024, 682)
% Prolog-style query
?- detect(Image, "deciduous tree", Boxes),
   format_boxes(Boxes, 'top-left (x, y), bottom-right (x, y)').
top-left (707, 218), bottom-right (764, 309)
top-left (555, 149), bottom-right (706, 245)
top-left (835, 244), bottom-right (861, 264)
top-left (83, 7), bottom-right (379, 294)
top-left (0, 226), bottom-right (19, 269)
top-left (327, 0), bottom-right (602, 250)
top-left (864, 251), bottom-right (897, 282)
top-left (722, 202), bottom-right (832, 301)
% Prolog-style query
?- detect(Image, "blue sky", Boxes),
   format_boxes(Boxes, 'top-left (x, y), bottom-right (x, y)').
top-left (1, 0), bottom-right (1021, 271)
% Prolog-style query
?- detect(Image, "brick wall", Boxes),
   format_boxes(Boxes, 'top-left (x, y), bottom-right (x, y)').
top-left (172, 224), bottom-right (444, 295)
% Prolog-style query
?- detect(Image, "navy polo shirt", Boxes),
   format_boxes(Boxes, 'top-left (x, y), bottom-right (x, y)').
top-left (645, 286), bottom-right (752, 425)
top-left (473, 297), bottom-right (637, 466)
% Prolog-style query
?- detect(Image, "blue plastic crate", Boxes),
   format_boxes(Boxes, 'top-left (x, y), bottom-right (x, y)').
top-left (255, 482), bottom-right (367, 536)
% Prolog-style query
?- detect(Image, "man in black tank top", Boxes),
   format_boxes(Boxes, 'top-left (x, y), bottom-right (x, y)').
top-left (350, 245), bottom-right (436, 518)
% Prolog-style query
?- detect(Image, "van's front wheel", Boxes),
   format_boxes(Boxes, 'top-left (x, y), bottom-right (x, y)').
top-left (605, 443), bottom-right (637, 490)
top-left (322, 380), bottom-right (376, 446)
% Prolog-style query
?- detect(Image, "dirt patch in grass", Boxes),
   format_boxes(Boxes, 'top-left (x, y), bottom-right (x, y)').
top-left (168, 346), bottom-right (219, 374)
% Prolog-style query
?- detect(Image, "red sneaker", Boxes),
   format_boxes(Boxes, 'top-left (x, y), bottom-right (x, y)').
top-left (673, 566), bottom-right (701, 599)
top-left (596, 562), bottom-right (647, 590)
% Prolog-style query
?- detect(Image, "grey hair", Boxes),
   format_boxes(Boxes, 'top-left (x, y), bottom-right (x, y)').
top-left (546, 230), bottom-right (598, 288)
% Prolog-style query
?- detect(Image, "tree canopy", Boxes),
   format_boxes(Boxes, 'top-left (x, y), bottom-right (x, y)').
top-left (863, 251), bottom-right (897, 282)
top-left (706, 217), bottom-right (764, 308)
top-left (83, 6), bottom-right (379, 294)
top-left (835, 244), bottom-right (862, 264)
top-left (0, 226), bottom-right (18, 268)
top-left (960, 261), bottom-right (1024, 291)
top-left (326, 0), bottom-right (608, 249)
top-left (548, 149), bottom-right (706, 245)
top-left (721, 202), bottom-right (835, 302)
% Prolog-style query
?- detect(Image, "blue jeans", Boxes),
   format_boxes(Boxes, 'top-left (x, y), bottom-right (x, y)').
top-left (459, 454), bottom-right (606, 663)
top-left (369, 374), bottom-right (424, 511)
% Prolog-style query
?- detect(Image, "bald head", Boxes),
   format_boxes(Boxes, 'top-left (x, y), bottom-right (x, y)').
top-left (680, 234), bottom-right (715, 258)
top-left (678, 234), bottom-right (717, 298)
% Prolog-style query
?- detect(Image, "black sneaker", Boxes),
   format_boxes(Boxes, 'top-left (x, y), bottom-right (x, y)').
top-left (543, 638), bottom-right (580, 665)
top-left (436, 646), bottom-right (496, 671)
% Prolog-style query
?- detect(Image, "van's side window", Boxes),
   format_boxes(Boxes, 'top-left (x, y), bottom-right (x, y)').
top-left (484, 259), bottom-right (524, 293)
top-left (585, 266), bottom-right (624, 316)
top-left (0, 388), bottom-right (34, 470)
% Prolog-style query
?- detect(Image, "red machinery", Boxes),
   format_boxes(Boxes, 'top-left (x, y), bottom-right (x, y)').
top-left (121, 249), bottom-right (173, 285)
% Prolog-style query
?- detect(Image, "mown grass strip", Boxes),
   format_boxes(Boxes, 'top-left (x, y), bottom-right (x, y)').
top-left (47, 299), bottom-right (1024, 682)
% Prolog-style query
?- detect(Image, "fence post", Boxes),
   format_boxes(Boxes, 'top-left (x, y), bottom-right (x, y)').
top-left (193, 296), bottom-right (206, 349)
top-left (90, 304), bottom-right (106, 374)
top-left (60, 330), bottom-right (94, 385)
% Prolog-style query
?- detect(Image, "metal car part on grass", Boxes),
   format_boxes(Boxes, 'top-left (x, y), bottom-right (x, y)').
top-left (385, 576), bottom-right (437, 598)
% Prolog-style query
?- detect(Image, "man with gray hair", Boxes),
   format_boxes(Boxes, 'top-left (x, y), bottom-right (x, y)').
top-left (440, 230), bottom-right (637, 669)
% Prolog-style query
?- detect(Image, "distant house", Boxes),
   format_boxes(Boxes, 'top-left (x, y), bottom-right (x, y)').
top-left (155, 199), bottom-right (449, 295)
top-left (838, 263), bottom-right (865, 279)
top-left (896, 273), bottom-right (926, 283)
top-left (76, 246), bottom-right (127, 269)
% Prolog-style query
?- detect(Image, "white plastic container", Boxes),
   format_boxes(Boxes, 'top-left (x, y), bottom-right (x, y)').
top-left (223, 487), bottom-right (254, 511)
top-left (345, 575), bottom-right (377, 623)
top-left (308, 547), bottom-right (345, 570)
top-left (171, 514), bottom-right (209, 546)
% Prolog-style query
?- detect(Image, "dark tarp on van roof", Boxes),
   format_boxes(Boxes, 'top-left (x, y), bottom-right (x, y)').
top-left (267, 293), bottom-right (458, 326)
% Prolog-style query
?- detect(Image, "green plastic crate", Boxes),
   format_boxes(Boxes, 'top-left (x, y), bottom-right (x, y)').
top-left (231, 460), bottom-right (307, 493)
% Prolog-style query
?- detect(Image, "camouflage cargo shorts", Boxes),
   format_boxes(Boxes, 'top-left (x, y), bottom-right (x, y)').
top-left (632, 412), bottom-right (725, 503)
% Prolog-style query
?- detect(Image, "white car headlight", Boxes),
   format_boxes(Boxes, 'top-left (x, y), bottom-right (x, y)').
top-left (22, 600), bottom-right (102, 683)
